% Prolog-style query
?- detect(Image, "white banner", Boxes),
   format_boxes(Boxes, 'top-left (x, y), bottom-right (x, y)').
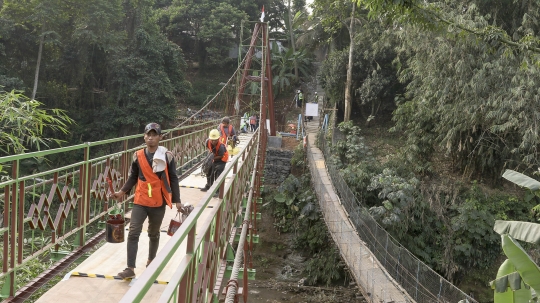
top-left (305, 103), bottom-right (319, 116)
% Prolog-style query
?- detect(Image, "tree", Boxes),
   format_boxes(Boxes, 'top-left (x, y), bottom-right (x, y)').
top-left (0, 90), bottom-right (73, 156)
top-left (157, 0), bottom-right (267, 67)
top-left (198, 3), bottom-right (248, 67)
top-left (343, 1), bottom-right (355, 122)
top-left (491, 220), bottom-right (540, 302)
top-left (107, 26), bottom-right (191, 135)
top-left (271, 42), bottom-right (312, 94)
top-left (287, 0), bottom-right (299, 81)
top-left (1, 0), bottom-right (65, 99)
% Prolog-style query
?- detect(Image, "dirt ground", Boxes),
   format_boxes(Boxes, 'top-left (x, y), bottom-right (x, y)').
top-left (246, 210), bottom-right (366, 303)
top-left (242, 135), bottom-right (366, 303)
top-left (281, 137), bottom-right (300, 150)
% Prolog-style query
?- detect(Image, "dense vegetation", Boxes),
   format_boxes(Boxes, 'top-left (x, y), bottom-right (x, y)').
top-left (0, 0), bottom-right (305, 146)
top-left (267, 144), bottom-right (345, 286)
top-left (4, 0), bottom-right (540, 300)
top-left (313, 0), bottom-right (540, 300)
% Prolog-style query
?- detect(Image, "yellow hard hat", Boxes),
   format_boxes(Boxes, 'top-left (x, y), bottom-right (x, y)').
top-left (209, 129), bottom-right (220, 140)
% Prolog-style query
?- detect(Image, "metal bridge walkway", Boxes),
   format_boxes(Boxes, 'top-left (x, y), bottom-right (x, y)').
top-left (35, 133), bottom-right (254, 303)
top-left (305, 117), bottom-right (410, 303)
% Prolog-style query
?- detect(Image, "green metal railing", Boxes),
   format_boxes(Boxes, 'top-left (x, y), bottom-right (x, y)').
top-left (0, 120), bottom-right (218, 300)
top-left (119, 127), bottom-right (263, 303)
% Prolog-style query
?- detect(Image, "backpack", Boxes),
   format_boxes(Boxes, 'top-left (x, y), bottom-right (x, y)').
top-left (201, 151), bottom-right (214, 177)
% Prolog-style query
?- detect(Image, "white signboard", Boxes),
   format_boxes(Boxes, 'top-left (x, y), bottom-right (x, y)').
top-left (305, 103), bottom-right (319, 116)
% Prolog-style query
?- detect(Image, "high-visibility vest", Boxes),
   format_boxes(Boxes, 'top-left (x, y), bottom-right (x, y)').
top-left (219, 124), bottom-right (233, 144)
top-left (134, 149), bottom-right (172, 208)
top-left (208, 140), bottom-right (229, 163)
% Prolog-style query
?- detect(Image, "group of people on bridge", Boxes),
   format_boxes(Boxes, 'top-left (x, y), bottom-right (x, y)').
top-left (108, 116), bottom-right (243, 279)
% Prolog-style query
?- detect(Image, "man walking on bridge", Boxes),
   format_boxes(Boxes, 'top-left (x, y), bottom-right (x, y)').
top-left (217, 116), bottom-right (237, 148)
top-left (200, 129), bottom-right (229, 195)
top-left (110, 122), bottom-right (184, 279)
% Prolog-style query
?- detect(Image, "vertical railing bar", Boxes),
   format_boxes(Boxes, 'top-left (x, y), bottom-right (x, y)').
top-left (416, 259), bottom-right (420, 301)
top-left (3, 186), bottom-right (10, 273)
top-left (9, 160), bottom-right (19, 296)
top-left (17, 180), bottom-right (24, 264)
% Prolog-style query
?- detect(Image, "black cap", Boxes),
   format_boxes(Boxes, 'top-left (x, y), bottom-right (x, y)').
top-left (144, 123), bottom-right (161, 135)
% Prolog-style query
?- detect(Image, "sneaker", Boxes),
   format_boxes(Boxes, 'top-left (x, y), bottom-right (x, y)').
top-left (117, 267), bottom-right (135, 279)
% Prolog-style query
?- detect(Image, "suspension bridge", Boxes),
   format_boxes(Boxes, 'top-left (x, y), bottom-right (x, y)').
top-left (0, 21), bottom-right (477, 303)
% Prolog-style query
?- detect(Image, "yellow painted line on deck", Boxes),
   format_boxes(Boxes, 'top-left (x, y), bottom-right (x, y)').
top-left (71, 272), bottom-right (168, 284)
top-left (315, 160), bottom-right (325, 168)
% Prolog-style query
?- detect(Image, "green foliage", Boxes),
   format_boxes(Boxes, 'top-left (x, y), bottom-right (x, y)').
top-left (328, 121), bottom-right (381, 202)
top-left (271, 174), bottom-right (318, 233)
top-left (156, 0), bottom-right (263, 67)
top-left (267, 172), bottom-right (345, 286)
top-left (316, 6), bottom-right (403, 122)
top-left (0, 90), bottom-right (73, 156)
top-left (271, 175), bottom-right (343, 285)
top-left (271, 42), bottom-right (313, 94)
top-left (331, 121), bottom-right (373, 166)
top-left (367, 168), bottom-right (419, 227)
top-left (303, 248), bottom-right (343, 286)
top-left (106, 27), bottom-right (191, 133)
top-left (319, 50), bottom-right (347, 109)
top-left (329, 127), bottom-right (535, 283)
top-left (198, 3), bottom-right (248, 67)
top-left (290, 142), bottom-right (305, 168)
top-left (449, 184), bottom-right (501, 269)
top-left (186, 69), bottom-right (232, 106)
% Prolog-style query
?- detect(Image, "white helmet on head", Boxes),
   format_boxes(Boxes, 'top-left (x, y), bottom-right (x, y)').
top-left (297, 90), bottom-right (300, 93)
top-left (209, 129), bottom-right (220, 140)
top-left (315, 92), bottom-right (317, 94)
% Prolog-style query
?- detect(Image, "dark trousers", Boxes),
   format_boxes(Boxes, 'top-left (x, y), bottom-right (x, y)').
top-left (206, 162), bottom-right (226, 188)
top-left (127, 203), bottom-right (166, 268)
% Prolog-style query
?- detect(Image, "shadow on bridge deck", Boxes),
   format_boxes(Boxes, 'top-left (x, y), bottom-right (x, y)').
top-left (36, 133), bottom-right (254, 303)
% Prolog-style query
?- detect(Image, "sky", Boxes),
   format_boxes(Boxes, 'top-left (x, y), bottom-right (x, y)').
top-left (306, 0), bottom-right (314, 13)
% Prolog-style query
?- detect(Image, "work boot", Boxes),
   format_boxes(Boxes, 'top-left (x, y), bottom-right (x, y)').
top-left (200, 185), bottom-right (210, 192)
top-left (117, 267), bottom-right (135, 279)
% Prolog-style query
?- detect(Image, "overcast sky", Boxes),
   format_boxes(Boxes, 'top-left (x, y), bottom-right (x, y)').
top-left (306, 0), bottom-right (314, 13)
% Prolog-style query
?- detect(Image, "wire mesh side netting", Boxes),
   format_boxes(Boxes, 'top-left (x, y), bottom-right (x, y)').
top-left (307, 130), bottom-right (477, 303)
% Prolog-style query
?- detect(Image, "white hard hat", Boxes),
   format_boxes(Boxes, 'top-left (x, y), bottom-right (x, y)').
top-left (209, 129), bottom-right (220, 140)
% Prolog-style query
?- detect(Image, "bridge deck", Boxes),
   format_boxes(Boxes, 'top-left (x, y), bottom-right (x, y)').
top-left (36, 132), bottom-right (254, 303)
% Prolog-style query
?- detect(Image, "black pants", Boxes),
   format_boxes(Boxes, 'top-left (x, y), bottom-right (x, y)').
top-left (206, 162), bottom-right (226, 188)
top-left (126, 203), bottom-right (166, 268)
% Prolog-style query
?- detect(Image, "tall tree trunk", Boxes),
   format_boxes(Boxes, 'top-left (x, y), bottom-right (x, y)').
top-left (31, 33), bottom-right (45, 101)
top-left (344, 2), bottom-right (355, 122)
top-left (288, 0), bottom-right (298, 81)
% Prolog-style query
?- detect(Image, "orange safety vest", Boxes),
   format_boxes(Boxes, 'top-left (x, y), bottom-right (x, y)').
top-left (208, 140), bottom-right (229, 163)
top-left (134, 149), bottom-right (173, 208)
top-left (250, 117), bottom-right (256, 124)
top-left (219, 124), bottom-right (233, 144)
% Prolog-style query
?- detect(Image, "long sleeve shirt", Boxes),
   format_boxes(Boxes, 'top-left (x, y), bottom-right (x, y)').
top-left (218, 123), bottom-right (236, 138)
top-left (204, 139), bottom-right (228, 163)
top-left (120, 149), bottom-right (181, 203)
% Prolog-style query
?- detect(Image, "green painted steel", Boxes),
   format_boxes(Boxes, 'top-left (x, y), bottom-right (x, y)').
top-left (0, 120), bottom-right (220, 298)
top-left (0, 21), bottom-right (266, 303)
top-left (119, 130), bottom-right (261, 303)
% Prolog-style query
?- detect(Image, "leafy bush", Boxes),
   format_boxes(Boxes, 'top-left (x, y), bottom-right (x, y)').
top-left (267, 170), bottom-right (345, 286)
top-left (368, 168), bottom-right (420, 227)
top-left (304, 248), bottom-right (344, 286)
